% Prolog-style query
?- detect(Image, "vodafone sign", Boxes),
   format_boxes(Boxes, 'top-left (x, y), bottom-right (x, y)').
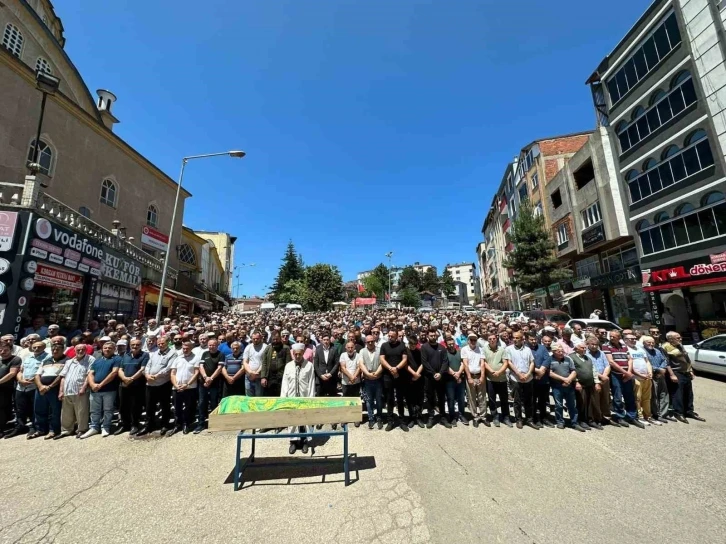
top-left (141, 226), bottom-right (169, 252)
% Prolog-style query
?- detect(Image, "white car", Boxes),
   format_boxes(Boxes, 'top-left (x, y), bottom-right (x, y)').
top-left (685, 335), bottom-right (726, 377)
top-left (565, 319), bottom-right (623, 332)
top-left (462, 305), bottom-right (476, 313)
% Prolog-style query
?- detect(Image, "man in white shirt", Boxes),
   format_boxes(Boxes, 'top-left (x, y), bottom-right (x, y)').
top-left (589, 310), bottom-right (602, 320)
top-left (243, 332), bottom-right (267, 397)
top-left (503, 332), bottom-right (538, 430)
top-left (282, 343), bottom-right (316, 454)
top-left (192, 333), bottom-right (209, 358)
top-left (169, 340), bottom-right (200, 435)
top-left (461, 332), bottom-right (489, 427)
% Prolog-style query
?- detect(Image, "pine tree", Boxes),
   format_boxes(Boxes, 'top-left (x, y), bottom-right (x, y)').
top-left (503, 201), bottom-right (572, 292)
top-left (420, 268), bottom-right (441, 294)
top-left (440, 269), bottom-right (455, 297)
top-left (270, 241), bottom-right (305, 303)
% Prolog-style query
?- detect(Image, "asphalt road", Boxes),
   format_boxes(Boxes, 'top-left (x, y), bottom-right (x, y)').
top-left (1, 376), bottom-right (725, 544)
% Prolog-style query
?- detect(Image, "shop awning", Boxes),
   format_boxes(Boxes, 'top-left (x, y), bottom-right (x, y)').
top-left (214, 294), bottom-right (226, 303)
top-left (558, 289), bottom-right (588, 304)
top-left (193, 297), bottom-right (213, 310)
top-left (148, 283), bottom-right (194, 302)
top-left (520, 292), bottom-right (535, 302)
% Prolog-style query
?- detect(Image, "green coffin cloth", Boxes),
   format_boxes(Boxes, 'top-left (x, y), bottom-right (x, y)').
top-left (217, 396), bottom-right (359, 415)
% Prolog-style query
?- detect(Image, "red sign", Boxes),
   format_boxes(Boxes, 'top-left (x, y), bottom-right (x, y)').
top-left (141, 225), bottom-right (169, 251)
top-left (710, 251), bottom-right (726, 265)
top-left (353, 297), bottom-right (377, 306)
top-left (34, 263), bottom-right (84, 292)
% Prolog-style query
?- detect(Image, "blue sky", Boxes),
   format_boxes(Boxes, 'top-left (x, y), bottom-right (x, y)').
top-left (60, 0), bottom-right (649, 297)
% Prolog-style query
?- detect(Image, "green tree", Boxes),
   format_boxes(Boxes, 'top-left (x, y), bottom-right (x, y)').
top-left (420, 268), bottom-right (440, 293)
top-left (440, 268), bottom-right (455, 297)
top-left (304, 264), bottom-right (344, 311)
top-left (362, 275), bottom-right (385, 299)
top-left (399, 287), bottom-right (421, 308)
top-left (503, 201), bottom-right (572, 292)
top-left (398, 266), bottom-right (421, 291)
top-left (370, 263), bottom-right (390, 293)
top-left (270, 241), bottom-right (305, 303)
top-left (277, 279), bottom-right (308, 307)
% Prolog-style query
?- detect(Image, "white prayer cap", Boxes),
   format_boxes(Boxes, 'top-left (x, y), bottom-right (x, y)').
top-left (291, 343), bottom-right (305, 352)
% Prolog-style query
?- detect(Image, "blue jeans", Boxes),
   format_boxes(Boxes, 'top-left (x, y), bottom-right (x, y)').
top-left (610, 372), bottom-right (638, 420)
top-left (197, 381), bottom-right (221, 426)
top-left (445, 378), bottom-right (467, 418)
top-left (551, 385), bottom-right (578, 425)
top-left (34, 387), bottom-right (62, 434)
top-left (245, 376), bottom-right (263, 397)
top-left (90, 391), bottom-right (116, 432)
top-left (363, 379), bottom-right (383, 421)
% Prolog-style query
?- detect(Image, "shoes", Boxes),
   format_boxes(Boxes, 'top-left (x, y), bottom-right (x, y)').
top-left (289, 443), bottom-right (297, 455)
top-left (114, 427), bottom-right (127, 436)
top-left (590, 422), bottom-right (603, 430)
top-left (80, 429), bottom-right (99, 439)
top-left (426, 418), bottom-right (435, 429)
top-left (687, 412), bottom-right (706, 422)
top-left (331, 423), bottom-right (338, 430)
top-left (377, 420), bottom-right (384, 430)
top-left (473, 420), bottom-right (479, 428)
top-left (136, 428), bottom-right (150, 437)
top-left (482, 418), bottom-right (491, 427)
top-left (525, 421), bottom-right (539, 430)
top-left (608, 418), bottom-right (621, 428)
top-left (385, 421), bottom-right (395, 432)
top-left (168, 427), bottom-right (183, 437)
top-left (54, 431), bottom-right (71, 440)
top-left (440, 418), bottom-right (452, 429)
top-left (301, 442), bottom-right (310, 454)
top-left (129, 427), bottom-right (139, 436)
top-left (27, 431), bottom-right (43, 440)
top-left (416, 418), bottom-right (426, 429)
top-left (368, 421), bottom-right (375, 429)
top-left (556, 423), bottom-right (565, 429)
top-left (647, 418), bottom-right (662, 426)
top-left (542, 420), bottom-right (555, 428)
top-left (516, 421), bottom-right (523, 429)
top-left (493, 419), bottom-right (500, 428)
top-left (183, 427), bottom-right (191, 435)
top-left (354, 422), bottom-right (360, 428)
top-left (502, 419), bottom-right (513, 428)
top-left (193, 426), bottom-right (204, 435)
top-left (663, 415), bottom-right (677, 422)
top-left (159, 427), bottom-right (169, 436)
top-left (407, 419), bottom-right (415, 429)
top-left (101, 429), bottom-right (110, 437)
top-left (315, 424), bottom-right (323, 430)
top-left (44, 433), bottom-right (56, 440)
top-left (458, 415), bottom-right (469, 426)
top-left (573, 423), bottom-right (586, 433)
top-left (579, 422), bottom-right (591, 430)
top-left (399, 422), bottom-right (409, 432)
top-left (451, 418), bottom-right (457, 427)
top-left (628, 418), bottom-right (645, 429)
top-left (674, 414), bottom-right (689, 423)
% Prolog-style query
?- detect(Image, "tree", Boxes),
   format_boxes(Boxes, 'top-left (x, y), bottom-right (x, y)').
top-left (276, 279), bottom-right (308, 307)
top-left (503, 201), bottom-right (572, 292)
top-left (304, 264), bottom-right (344, 311)
top-left (398, 266), bottom-right (421, 291)
top-left (399, 287), bottom-right (421, 308)
top-left (440, 268), bottom-right (455, 297)
top-left (370, 263), bottom-right (390, 294)
top-left (270, 241), bottom-right (305, 302)
top-left (361, 275), bottom-right (385, 299)
top-left (420, 268), bottom-right (440, 293)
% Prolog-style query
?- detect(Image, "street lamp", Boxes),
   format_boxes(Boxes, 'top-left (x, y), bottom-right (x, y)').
top-left (384, 251), bottom-right (393, 306)
top-left (27, 70), bottom-right (61, 175)
top-left (156, 150), bottom-right (246, 321)
top-left (234, 263), bottom-right (255, 298)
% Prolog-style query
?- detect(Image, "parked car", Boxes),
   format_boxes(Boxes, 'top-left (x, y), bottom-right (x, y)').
top-left (565, 319), bottom-right (623, 332)
top-left (260, 302), bottom-right (275, 311)
top-left (462, 305), bottom-right (476, 313)
top-left (684, 334), bottom-right (726, 377)
top-left (524, 310), bottom-right (572, 327)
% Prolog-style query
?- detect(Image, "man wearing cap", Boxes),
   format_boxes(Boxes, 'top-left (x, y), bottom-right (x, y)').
top-left (116, 337), bottom-right (149, 436)
top-left (462, 332), bottom-right (488, 427)
top-left (282, 343), bottom-right (316, 454)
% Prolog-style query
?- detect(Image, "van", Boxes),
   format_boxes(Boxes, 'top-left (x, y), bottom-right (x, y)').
top-left (285, 303), bottom-right (303, 311)
top-left (260, 302), bottom-right (275, 312)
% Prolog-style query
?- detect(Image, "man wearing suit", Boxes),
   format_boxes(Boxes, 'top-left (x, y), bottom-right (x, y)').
top-left (314, 333), bottom-right (339, 429)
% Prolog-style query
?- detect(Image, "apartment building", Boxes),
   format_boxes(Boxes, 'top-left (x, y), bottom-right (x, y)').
top-left (588, 0), bottom-right (726, 334)
top-left (445, 262), bottom-right (480, 305)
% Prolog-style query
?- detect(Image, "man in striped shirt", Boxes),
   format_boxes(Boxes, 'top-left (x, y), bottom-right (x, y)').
top-left (58, 344), bottom-right (94, 438)
top-left (602, 331), bottom-right (644, 429)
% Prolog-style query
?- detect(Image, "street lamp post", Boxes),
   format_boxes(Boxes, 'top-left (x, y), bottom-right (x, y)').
top-left (234, 263), bottom-right (255, 299)
top-left (27, 70), bottom-right (61, 175)
top-left (384, 251), bottom-right (393, 306)
top-left (156, 150), bottom-right (246, 322)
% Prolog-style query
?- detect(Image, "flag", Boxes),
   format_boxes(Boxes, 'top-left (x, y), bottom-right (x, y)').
top-left (358, 282), bottom-right (364, 293)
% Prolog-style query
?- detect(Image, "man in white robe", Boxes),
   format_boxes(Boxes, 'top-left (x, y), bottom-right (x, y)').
top-left (281, 343), bottom-right (316, 454)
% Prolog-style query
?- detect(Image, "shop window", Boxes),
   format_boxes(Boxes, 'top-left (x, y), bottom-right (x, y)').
top-left (26, 139), bottom-right (54, 176)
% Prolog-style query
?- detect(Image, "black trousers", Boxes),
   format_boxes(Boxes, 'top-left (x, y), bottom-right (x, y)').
top-left (511, 381), bottom-right (534, 422)
top-left (263, 381), bottom-right (281, 397)
top-left (0, 390), bottom-right (13, 431)
top-left (487, 380), bottom-right (510, 420)
top-left (408, 378), bottom-right (424, 418)
top-left (316, 379), bottom-right (338, 398)
top-left (342, 383), bottom-right (361, 398)
top-left (15, 389), bottom-right (35, 430)
top-left (224, 379), bottom-right (246, 397)
top-left (533, 381), bottom-right (550, 422)
top-left (382, 373), bottom-right (411, 420)
top-left (174, 387), bottom-right (197, 428)
top-left (424, 373), bottom-right (447, 419)
top-left (576, 384), bottom-right (596, 423)
top-left (145, 382), bottom-right (172, 430)
top-left (672, 372), bottom-right (694, 416)
top-left (119, 382), bottom-right (145, 429)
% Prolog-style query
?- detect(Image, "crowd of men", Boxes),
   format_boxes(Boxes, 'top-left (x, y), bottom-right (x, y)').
top-left (0, 308), bottom-right (706, 446)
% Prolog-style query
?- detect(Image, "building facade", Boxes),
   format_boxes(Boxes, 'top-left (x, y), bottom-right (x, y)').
top-left (194, 230), bottom-right (235, 297)
top-left (445, 262), bottom-right (479, 305)
top-left (589, 0), bottom-right (726, 336)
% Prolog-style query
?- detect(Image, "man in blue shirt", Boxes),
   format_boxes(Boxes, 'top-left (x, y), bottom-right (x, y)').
top-left (116, 338), bottom-right (149, 435)
top-left (586, 336), bottom-right (612, 426)
top-left (528, 332), bottom-right (553, 427)
top-left (642, 334), bottom-right (674, 422)
top-left (549, 345), bottom-right (585, 432)
top-left (82, 341), bottom-right (120, 438)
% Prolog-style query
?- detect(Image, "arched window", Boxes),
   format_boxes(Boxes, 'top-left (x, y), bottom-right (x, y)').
top-left (643, 158), bottom-right (657, 171)
top-left (26, 139), bottom-right (54, 176)
top-left (636, 220), bottom-right (650, 231)
top-left (701, 191), bottom-right (725, 206)
top-left (79, 206), bottom-right (91, 218)
top-left (685, 129), bottom-right (707, 146)
top-left (35, 57), bottom-right (52, 75)
top-left (650, 89), bottom-right (667, 105)
top-left (675, 203), bottom-right (695, 216)
top-left (178, 244), bottom-right (197, 266)
top-left (662, 145), bottom-right (680, 160)
top-left (616, 120), bottom-right (628, 134)
top-left (654, 212), bottom-right (669, 223)
top-left (631, 106), bottom-right (646, 120)
top-left (671, 71), bottom-right (691, 88)
top-left (2, 23), bottom-right (24, 57)
top-left (100, 178), bottom-right (117, 207)
top-left (625, 169), bottom-right (639, 181)
top-left (146, 204), bottom-right (158, 227)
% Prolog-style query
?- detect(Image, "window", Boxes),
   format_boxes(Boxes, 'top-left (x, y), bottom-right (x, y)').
top-left (616, 72), bottom-right (696, 154)
top-left (556, 223), bottom-right (569, 247)
top-left (603, 244), bottom-right (639, 272)
top-left (702, 191), bottom-right (725, 206)
top-left (649, 89), bottom-right (667, 105)
top-left (638, 200), bottom-right (726, 255)
top-left (146, 204), bottom-right (158, 227)
top-left (26, 139), bottom-right (53, 176)
top-left (531, 172), bottom-right (539, 190)
top-left (551, 189), bottom-right (563, 208)
top-left (581, 202), bottom-right (602, 229)
top-left (606, 12), bottom-right (681, 105)
top-left (534, 203), bottom-right (543, 217)
top-left (35, 57), bottom-right (52, 75)
top-left (100, 178), bottom-right (117, 207)
top-left (654, 212), bottom-right (670, 223)
top-left (627, 134), bottom-right (714, 205)
top-left (573, 160), bottom-right (594, 190)
top-left (576, 255), bottom-right (601, 278)
top-left (79, 206), bottom-right (91, 218)
top-left (178, 244), bottom-right (197, 266)
top-left (2, 23), bottom-right (24, 57)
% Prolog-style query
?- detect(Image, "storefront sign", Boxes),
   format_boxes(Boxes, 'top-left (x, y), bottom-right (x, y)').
top-left (643, 253), bottom-right (726, 291)
top-left (100, 282), bottom-right (136, 300)
top-left (141, 226), bottom-right (169, 252)
top-left (710, 251), bottom-right (726, 265)
top-left (534, 288), bottom-right (547, 297)
top-left (572, 277), bottom-right (591, 289)
top-left (591, 265), bottom-right (640, 288)
top-left (31, 218), bottom-right (102, 276)
top-left (34, 263), bottom-right (84, 292)
top-left (581, 223), bottom-right (605, 250)
top-left (101, 247), bottom-right (141, 288)
top-left (354, 297), bottom-right (377, 306)
top-left (0, 258), bottom-right (10, 275)
top-left (547, 282), bottom-right (560, 296)
top-left (0, 211), bottom-right (18, 251)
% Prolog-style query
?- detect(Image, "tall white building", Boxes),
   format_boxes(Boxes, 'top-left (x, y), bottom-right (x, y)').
top-left (445, 262), bottom-right (479, 305)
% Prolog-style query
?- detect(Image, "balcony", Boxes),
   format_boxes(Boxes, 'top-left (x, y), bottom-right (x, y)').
top-left (502, 218), bottom-right (511, 233)
top-left (499, 197), bottom-right (507, 213)
top-left (505, 242), bottom-right (514, 252)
